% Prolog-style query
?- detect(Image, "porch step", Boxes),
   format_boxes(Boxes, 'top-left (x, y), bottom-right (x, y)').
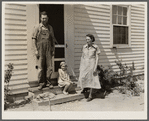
top-left (28, 84), bottom-right (80, 97)
top-left (32, 93), bottom-right (85, 110)
top-left (50, 93), bottom-right (84, 105)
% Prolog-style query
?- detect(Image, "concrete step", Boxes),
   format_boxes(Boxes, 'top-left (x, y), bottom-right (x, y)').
top-left (28, 83), bottom-right (80, 97)
top-left (50, 93), bottom-right (84, 105)
top-left (32, 93), bottom-right (85, 110)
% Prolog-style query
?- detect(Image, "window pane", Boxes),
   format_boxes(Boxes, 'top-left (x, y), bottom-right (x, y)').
top-left (123, 7), bottom-right (127, 16)
top-left (118, 16), bottom-right (122, 24)
top-left (123, 17), bottom-right (127, 25)
top-left (112, 5), bottom-right (117, 15)
top-left (118, 6), bottom-right (122, 15)
top-left (112, 15), bottom-right (117, 24)
top-left (55, 48), bottom-right (65, 58)
top-left (113, 26), bottom-right (128, 44)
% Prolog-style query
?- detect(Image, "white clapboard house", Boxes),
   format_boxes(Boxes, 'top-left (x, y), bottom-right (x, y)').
top-left (3, 3), bottom-right (146, 97)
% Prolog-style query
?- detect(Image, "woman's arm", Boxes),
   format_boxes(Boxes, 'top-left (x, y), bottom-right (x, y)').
top-left (94, 46), bottom-right (100, 72)
top-left (79, 47), bottom-right (84, 71)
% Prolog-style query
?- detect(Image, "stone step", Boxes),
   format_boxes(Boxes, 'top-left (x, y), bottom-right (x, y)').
top-left (50, 93), bottom-right (84, 105)
top-left (32, 93), bottom-right (85, 110)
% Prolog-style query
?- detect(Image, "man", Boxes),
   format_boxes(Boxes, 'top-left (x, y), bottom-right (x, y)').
top-left (32, 11), bottom-right (57, 90)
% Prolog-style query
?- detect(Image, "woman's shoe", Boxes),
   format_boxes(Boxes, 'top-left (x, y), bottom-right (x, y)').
top-left (87, 97), bottom-right (93, 102)
top-left (81, 88), bottom-right (88, 93)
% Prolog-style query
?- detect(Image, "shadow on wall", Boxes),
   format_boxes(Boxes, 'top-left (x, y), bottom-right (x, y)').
top-left (74, 4), bottom-right (133, 77)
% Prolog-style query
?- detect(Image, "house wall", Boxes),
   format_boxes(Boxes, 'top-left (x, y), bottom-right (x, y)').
top-left (73, 4), bottom-right (145, 77)
top-left (4, 3), bottom-right (145, 95)
top-left (4, 3), bottom-right (29, 94)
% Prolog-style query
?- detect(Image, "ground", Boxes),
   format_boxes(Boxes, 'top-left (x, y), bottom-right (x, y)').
top-left (6, 90), bottom-right (144, 111)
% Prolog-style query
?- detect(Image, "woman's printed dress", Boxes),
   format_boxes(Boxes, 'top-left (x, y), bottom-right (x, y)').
top-left (78, 44), bottom-right (101, 89)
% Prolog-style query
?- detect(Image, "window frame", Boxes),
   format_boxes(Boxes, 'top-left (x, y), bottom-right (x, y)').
top-left (110, 4), bottom-right (131, 48)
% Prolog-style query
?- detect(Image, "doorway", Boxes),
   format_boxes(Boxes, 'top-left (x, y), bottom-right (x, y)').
top-left (39, 4), bottom-right (65, 75)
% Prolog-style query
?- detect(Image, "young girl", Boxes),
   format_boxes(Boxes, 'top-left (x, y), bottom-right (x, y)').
top-left (58, 62), bottom-right (73, 95)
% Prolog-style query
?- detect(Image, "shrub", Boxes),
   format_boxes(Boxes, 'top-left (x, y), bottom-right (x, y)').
top-left (4, 63), bottom-right (14, 110)
top-left (97, 60), bottom-right (143, 97)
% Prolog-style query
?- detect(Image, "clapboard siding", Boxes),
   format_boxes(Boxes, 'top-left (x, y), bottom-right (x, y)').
top-left (5, 3), bottom-right (28, 95)
top-left (74, 4), bottom-right (145, 77)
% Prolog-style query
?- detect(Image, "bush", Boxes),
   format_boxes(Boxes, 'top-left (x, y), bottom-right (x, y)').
top-left (4, 63), bottom-right (14, 110)
top-left (97, 60), bottom-right (144, 97)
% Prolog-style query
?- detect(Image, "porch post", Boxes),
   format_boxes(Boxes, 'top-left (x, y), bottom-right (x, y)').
top-left (64, 5), bottom-right (75, 77)
top-left (26, 4), bottom-right (39, 86)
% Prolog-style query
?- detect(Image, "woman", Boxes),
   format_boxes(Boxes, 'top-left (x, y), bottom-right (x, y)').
top-left (78, 34), bottom-right (101, 102)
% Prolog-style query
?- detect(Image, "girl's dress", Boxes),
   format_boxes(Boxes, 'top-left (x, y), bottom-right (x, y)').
top-left (58, 69), bottom-right (71, 87)
top-left (78, 43), bottom-right (101, 89)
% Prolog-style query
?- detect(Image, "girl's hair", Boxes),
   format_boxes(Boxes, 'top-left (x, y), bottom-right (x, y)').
top-left (86, 34), bottom-right (95, 42)
top-left (60, 61), bottom-right (67, 67)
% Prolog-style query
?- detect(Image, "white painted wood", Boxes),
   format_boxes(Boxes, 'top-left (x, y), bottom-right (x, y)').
top-left (5, 14), bottom-right (26, 20)
top-left (5, 8), bottom-right (26, 15)
top-left (5, 19), bottom-right (27, 25)
top-left (10, 74), bottom-right (28, 81)
top-left (5, 55), bottom-right (27, 60)
top-left (64, 5), bottom-right (75, 76)
top-left (9, 79), bottom-right (28, 86)
top-left (54, 58), bottom-right (65, 61)
top-left (5, 45), bottom-right (27, 49)
top-left (74, 12), bottom-right (110, 19)
top-left (74, 25), bottom-right (110, 31)
top-left (74, 8), bottom-right (110, 17)
top-left (74, 16), bottom-right (110, 24)
top-left (5, 35), bottom-right (27, 40)
top-left (5, 4), bottom-right (26, 10)
top-left (5, 40), bottom-right (27, 45)
top-left (5, 25), bottom-right (27, 30)
top-left (27, 4), bottom-right (39, 83)
top-left (74, 5), bottom-right (110, 13)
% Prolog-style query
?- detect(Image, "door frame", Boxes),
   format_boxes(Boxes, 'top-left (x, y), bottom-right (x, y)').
top-left (64, 4), bottom-right (75, 77)
top-left (27, 4), bottom-right (75, 82)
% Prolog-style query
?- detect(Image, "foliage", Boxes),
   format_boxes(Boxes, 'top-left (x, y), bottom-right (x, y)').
top-left (4, 63), bottom-right (14, 110)
top-left (97, 65), bottom-right (118, 93)
top-left (97, 60), bottom-right (144, 97)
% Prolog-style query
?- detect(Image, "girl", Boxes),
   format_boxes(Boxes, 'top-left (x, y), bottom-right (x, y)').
top-left (58, 62), bottom-right (73, 95)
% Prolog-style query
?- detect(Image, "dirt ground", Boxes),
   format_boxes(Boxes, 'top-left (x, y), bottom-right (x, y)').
top-left (6, 90), bottom-right (144, 111)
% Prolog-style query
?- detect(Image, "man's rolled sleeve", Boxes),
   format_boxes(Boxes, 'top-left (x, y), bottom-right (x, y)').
top-left (32, 25), bottom-right (39, 40)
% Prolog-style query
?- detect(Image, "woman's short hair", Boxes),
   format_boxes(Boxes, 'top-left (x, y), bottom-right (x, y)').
top-left (86, 34), bottom-right (95, 42)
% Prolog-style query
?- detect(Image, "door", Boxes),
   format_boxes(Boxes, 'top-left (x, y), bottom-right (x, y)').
top-left (39, 4), bottom-right (65, 78)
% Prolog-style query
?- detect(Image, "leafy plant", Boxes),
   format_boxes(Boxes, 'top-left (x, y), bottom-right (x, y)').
top-left (4, 63), bottom-right (14, 110)
top-left (97, 60), bottom-right (143, 97)
top-left (97, 65), bottom-right (118, 93)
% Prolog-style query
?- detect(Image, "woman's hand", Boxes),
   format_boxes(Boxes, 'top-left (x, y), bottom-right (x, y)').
top-left (93, 70), bottom-right (97, 76)
top-left (35, 50), bottom-right (39, 59)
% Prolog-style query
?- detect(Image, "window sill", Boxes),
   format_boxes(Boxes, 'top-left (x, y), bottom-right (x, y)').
top-left (112, 44), bottom-right (131, 49)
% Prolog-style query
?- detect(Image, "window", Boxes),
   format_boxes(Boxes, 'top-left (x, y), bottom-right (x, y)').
top-left (111, 5), bottom-right (131, 47)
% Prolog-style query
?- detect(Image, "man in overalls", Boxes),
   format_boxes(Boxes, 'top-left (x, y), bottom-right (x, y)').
top-left (32, 11), bottom-right (57, 90)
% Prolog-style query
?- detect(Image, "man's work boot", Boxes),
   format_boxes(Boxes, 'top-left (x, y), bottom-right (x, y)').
top-left (38, 85), bottom-right (43, 90)
top-left (46, 81), bottom-right (54, 89)
top-left (38, 83), bottom-right (46, 90)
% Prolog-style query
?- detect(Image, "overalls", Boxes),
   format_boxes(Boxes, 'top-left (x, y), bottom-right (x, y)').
top-left (35, 24), bottom-right (55, 86)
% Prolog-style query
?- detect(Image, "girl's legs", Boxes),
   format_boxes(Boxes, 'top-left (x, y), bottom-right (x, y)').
top-left (63, 83), bottom-right (70, 95)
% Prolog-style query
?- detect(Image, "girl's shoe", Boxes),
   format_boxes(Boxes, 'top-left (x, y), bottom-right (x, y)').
top-left (63, 91), bottom-right (68, 95)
